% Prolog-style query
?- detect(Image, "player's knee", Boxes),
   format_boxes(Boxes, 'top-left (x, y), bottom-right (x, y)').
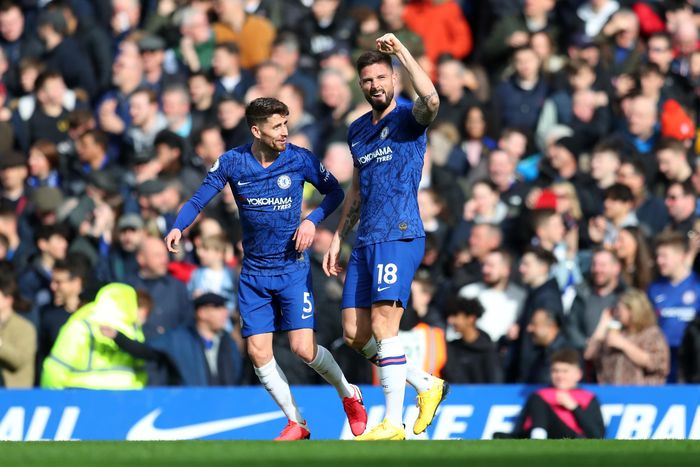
top-left (247, 346), bottom-right (273, 368)
top-left (291, 342), bottom-right (315, 363)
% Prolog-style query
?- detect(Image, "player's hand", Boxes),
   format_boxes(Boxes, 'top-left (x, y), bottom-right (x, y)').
top-left (556, 390), bottom-right (579, 411)
top-left (293, 219), bottom-right (316, 253)
top-left (323, 232), bottom-right (343, 277)
top-left (376, 33), bottom-right (404, 55)
top-left (164, 228), bottom-right (182, 253)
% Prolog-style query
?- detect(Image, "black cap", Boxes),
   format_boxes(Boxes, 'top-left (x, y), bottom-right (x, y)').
top-left (137, 178), bottom-right (166, 196)
top-left (0, 151), bottom-right (27, 170)
top-left (87, 171), bottom-right (119, 194)
top-left (194, 293), bottom-right (227, 309)
top-left (554, 136), bottom-right (582, 159)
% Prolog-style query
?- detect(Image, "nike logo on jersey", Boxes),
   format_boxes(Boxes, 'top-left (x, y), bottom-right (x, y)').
top-left (377, 286), bottom-right (392, 292)
top-left (237, 181), bottom-right (252, 186)
top-left (351, 141), bottom-right (360, 147)
top-left (126, 409), bottom-right (286, 440)
top-left (301, 313), bottom-right (313, 320)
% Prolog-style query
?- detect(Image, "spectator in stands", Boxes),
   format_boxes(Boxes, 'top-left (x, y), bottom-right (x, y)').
top-left (0, 0), bottom-right (43, 96)
top-left (442, 296), bottom-right (501, 383)
top-left (176, 7), bottom-right (216, 73)
top-left (188, 71), bottom-right (218, 134)
top-left (587, 183), bottom-right (638, 248)
top-left (151, 130), bottom-right (201, 196)
top-left (487, 149), bottom-right (530, 223)
top-left (279, 83), bottom-right (320, 154)
top-left (589, 141), bottom-right (621, 199)
top-left (270, 32), bottom-right (317, 111)
top-left (512, 246), bottom-right (563, 381)
top-left (211, 41), bottom-right (252, 102)
top-left (656, 138), bottom-right (693, 189)
top-left (664, 180), bottom-right (697, 237)
top-left (0, 206), bottom-right (30, 270)
top-left (646, 32), bottom-right (692, 107)
top-left (567, 248), bottom-right (626, 351)
top-left (0, 269), bottom-right (36, 388)
top-left (616, 95), bottom-right (659, 183)
top-left (216, 98), bottom-right (250, 149)
top-left (600, 9), bottom-right (644, 77)
top-left (648, 232), bottom-right (700, 381)
top-left (296, 0), bottom-right (355, 72)
top-left (102, 292), bottom-right (243, 386)
top-left (613, 226), bottom-right (654, 292)
top-left (96, 213), bottom-right (144, 284)
top-left (213, 0), bottom-right (276, 70)
top-left (0, 151), bottom-right (29, 216)
top-left (497, 349), bottom-right (605, 439)
top-left (138, 33), bottom-right (179, 96)
top-left (36, 8), bottom-right (97, 101)
top-left (125, 87), bottom-right (168, 157)
top-left (450, 222), bottom-right (502, 289)
top-left (41, 283), bottom-right (147, 389)
top-left (616, 158), bottom-right (668, 236)
top-left (434, 57), bottom-right (477, 128)
top-left (577, 0), bottom-right (619, 39)
top-left (459, 248), bottom-right (526, 345)
top-left (493, 46), bottom-right (549, 134)
top-left (162, 85), bottom-right (193, 139)
top-left (244, 60), bottom-right (286, 103)
top-left (520, 308), bottom-right (572, 384)
top-left (127, 235), bottom-right (192, 339)
top-left (27, 140), bottom-right (61, 191)
top-left (585, 288), bottom-right (669, 385)
top-left (188, 233), bottom-right (238, 315)
top-left (18, 224), bottom-right (69, 327)
top-left (36, 256), bottom-right (89, 381)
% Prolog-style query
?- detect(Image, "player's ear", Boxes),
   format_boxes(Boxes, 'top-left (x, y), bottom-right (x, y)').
top-left (250, 124), bottom-right (261, 139)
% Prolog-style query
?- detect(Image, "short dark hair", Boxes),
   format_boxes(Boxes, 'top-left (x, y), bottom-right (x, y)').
top-left (655, 137), bottom-right (687, 155)
top-left (655, 231), bottom-right (689, 253)
top-left (603, 183), bottom-right (634, 203)
top-left (214, 41), bottom-right (240, 55)
top-left (53, 255), bottom-right (90, 284)
top-left (446, 296), bottom-right (485, 319)
top-left (667, 179), bottom-right (696, 198)
top-left (245, 97), bottom-right (289, 128)
top-left (356, 50), bottom-right (392, 74)
top-left (154, 129), bottom-right (185, 153)
top-left (620, 157), bottom-right (646, 179)
top-left (35, 70), bottom-right (64, 91)
top-left (35, 224), bottom-right (69, 244)
top-left (188, 70), bottom-right (214, 85)
top-left (80, 129), bottom-right (109, 151)
top-left (530, 208), bottom-right (558, 230)
top-left (524, 245), bottom-right (557, 268)
top-left (550, 348), bottom-right (581, 367)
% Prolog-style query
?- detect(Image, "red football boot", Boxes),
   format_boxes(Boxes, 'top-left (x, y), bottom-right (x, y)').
top-left (274, 420), bottom-right (311, 441)
top-left (342, 385), bottom-right (368, 436)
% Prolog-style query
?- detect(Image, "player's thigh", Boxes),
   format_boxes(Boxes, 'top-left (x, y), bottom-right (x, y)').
top-left (341, 246), bottom-right (373, 310)
top-left (371, 301), bottom-right (404, 340)
top-left (238, 273), bottom-right (276, 339)
top-left (246, 332), bottom-right (274, 367)
top-left (275, 267), bottom-right (315, 332)
top-left (369, 237), bottom-right (425, 308)
top-left (341, 306), bottom-right (372, 349)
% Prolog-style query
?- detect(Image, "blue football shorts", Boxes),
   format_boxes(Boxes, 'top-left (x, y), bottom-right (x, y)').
top-left (238, 267), bottom-right (315, 338)
top-left (341, 237), bottom-right (425, 310)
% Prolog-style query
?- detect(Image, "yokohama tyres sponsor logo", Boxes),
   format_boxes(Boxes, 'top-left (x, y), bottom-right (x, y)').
top-left (358, 146), bottom-right (393, 164)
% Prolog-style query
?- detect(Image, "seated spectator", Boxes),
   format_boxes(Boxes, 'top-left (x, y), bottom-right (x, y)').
top-left (102, 292), bottom-right (243, 386)
top-left (587, 183), bottom-right (638, 248)
top-left (616, 157), bottom-right (668, 237)
top-left (496, 349), bottom-right (605, 440)
top-left (663, 180), bottom-right (697, 237)
top-left (460, 248), bottom-right (526, 344)
top-left (213, 0), bottom-right (276, 70)
top-left (27, 139), bottom-right (61, 191)
top-left (442, 296), bottom-right (502, 384)
top-left (41, 283), bottom-right (147, 389)
top-left (188, 233), bottom-right (238, 318)
top-left (520, 308), bottom-right (572, 384)
top-left (0, 270), bottom-right (36, 388)
top-left (584, 289), bottom-right (670, 385)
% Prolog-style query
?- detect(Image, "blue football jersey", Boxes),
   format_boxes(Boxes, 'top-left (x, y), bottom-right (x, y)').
top-left (174, 143), bottom-right (341, 275)
top-left (348, 102), bottom-right (427, 248)
top-left (648, 273), bottom-right (700, 347)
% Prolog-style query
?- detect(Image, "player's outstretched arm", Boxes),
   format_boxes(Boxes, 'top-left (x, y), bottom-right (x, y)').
top-left (165, 228), bottom-right (182, 253)
top-left (323, 170), bottom-right (361, 277)
top-left (376, 33), bottom-right (439, 126)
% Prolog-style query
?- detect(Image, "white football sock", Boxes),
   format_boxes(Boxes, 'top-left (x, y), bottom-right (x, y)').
top-left (254, 357), bottom-right (303, 424)
top-left (362, 336), bottom-right (433, 393)
top-left (307, 345), bottom-right (354, 398)
top-left (377, 336), bottom-right (407, 426)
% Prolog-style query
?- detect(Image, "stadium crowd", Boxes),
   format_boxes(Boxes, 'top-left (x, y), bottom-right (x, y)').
top-left (1, 0), bottom-right (700, 391)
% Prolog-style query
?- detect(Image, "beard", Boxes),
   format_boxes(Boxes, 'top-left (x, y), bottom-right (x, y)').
top-left (365, 88), bottom-right (395, 112)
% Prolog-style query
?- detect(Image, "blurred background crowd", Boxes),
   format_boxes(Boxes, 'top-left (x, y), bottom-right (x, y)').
top-left (1, 0), bottom-right (700, 390)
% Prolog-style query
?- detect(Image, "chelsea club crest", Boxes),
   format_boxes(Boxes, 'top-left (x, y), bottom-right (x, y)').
top-left (380, 127), bottom-right (389, 139)
top-left (277, 174), bottom-right (292, 189)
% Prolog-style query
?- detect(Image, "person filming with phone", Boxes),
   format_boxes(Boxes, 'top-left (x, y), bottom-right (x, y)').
top-left (584, 289), bottom-right (669, 384)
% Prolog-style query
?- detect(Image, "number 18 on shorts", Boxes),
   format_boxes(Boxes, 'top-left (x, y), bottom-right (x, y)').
top-left (341, 237), bottom-right (425, 309)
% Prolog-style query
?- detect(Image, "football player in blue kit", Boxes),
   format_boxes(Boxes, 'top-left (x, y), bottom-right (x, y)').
top-left (323, 34), bottom-right (448, 440)
top-left (165, 98), bottom-right (367, 441)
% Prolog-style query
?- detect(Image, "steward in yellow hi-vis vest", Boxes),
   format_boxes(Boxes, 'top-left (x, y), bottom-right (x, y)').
top-left (41, 283), bottom-right (147, 389)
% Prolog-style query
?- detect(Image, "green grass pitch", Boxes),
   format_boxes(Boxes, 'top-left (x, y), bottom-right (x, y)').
top-left (1, 440), bottom-right (698, 467)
